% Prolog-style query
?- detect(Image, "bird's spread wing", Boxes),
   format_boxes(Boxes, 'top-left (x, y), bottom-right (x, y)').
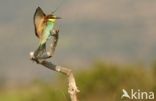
top-left (33, 7), bottom-right (46, 38)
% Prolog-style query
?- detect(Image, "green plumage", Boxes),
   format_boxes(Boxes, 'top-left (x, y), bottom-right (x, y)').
top-left (33, 7), bottom-right (59, 58)
top-left (40, 21), bottom-right (55, 45)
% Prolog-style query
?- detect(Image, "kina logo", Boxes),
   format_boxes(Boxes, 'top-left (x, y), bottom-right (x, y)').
top-left (121, 89), bottom-right (154, 100)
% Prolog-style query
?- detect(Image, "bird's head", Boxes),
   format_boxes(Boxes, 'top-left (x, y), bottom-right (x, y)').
top-left (46, 14), bottom-right (61, 23)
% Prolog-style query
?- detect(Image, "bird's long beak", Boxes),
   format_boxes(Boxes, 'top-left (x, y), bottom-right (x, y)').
top-left (55, 16), bottom-right (62, 19)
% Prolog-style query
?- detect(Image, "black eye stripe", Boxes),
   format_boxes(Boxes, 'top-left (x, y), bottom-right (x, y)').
top-left (47, 14), bottom-right (55, 19)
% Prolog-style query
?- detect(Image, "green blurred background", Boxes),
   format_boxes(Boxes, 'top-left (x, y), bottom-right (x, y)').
top-left (0, 0), bottom-right (156, 101)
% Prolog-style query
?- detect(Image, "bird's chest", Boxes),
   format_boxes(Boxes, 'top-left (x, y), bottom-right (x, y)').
top-left (44, 22), bottom-right (54, 34)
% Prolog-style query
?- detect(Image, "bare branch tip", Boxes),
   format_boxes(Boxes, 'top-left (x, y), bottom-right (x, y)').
top-left (29, 51), bottom-right (35, 59)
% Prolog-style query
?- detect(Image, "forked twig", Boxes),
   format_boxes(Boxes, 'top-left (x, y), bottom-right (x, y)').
top-left (29, 30), bottom-right (80, 101)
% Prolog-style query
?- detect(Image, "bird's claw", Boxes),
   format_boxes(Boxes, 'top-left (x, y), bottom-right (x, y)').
top-left (55, 29), bottom-right (59, 34)
top-left (52, 29), bottom-right (59, 35)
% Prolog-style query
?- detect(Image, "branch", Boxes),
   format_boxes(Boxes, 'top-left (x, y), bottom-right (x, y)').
top-left (29, 30), bottom-right (80, 101)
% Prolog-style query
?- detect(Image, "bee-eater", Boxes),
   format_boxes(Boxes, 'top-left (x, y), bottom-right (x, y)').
top-left (33, 7), bottom-right (61, 58)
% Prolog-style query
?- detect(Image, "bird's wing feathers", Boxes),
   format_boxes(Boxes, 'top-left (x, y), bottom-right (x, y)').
top-left (33, 7), bottom-right (46, 38)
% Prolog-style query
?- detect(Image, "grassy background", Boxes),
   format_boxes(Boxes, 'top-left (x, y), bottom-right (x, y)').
top-left (0, 62), bottom-right (155, 101)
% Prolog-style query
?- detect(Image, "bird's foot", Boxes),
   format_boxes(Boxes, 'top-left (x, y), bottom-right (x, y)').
top-left (52, 29), bottom-right (59, 36)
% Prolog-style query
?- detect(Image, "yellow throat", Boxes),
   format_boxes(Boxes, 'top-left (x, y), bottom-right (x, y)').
top-left (48, 18), bottom-right (56, 23)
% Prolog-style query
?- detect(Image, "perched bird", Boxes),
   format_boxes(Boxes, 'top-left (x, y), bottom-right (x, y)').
top-left (33, 7), bottom-right (61, 58)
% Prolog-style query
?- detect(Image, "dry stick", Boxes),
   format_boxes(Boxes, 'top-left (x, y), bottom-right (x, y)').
top-left (29, 30), bottom-right (80, 101)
